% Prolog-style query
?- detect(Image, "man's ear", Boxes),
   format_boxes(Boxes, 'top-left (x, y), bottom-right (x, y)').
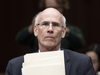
top-left (61, 27), bottom-right (67, 38)
top-left (34, 25), bottom-right (38, 36)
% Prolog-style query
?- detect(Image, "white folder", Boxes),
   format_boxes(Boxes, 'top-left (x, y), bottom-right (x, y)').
top-left (22, 50), bottom-right (65, 75)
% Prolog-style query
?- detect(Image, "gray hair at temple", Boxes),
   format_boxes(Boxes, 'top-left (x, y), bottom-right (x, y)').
top-left (34, 12), bottom-right (67, 27)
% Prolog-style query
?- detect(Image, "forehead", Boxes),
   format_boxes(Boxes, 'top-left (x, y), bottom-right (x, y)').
top-left (38, 10), bottom-right (63, 23)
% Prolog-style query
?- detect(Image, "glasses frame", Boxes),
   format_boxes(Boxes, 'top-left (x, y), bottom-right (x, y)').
top-left (36, 21), bottom-right (64, 29)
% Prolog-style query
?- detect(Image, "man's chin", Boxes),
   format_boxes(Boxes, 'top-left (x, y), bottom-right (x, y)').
top-left (44, 43), bottom-right (55, 48)
top-left (45, 44), bottom-right (54, 48)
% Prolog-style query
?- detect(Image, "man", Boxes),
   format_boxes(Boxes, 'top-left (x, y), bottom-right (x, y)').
top-left (16, 0), bottom-right (85, 52)
top-left (6, 8), bottom-right (95, 75)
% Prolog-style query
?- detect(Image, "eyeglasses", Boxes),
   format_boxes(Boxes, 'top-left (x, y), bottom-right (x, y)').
top-left (37, 21), bottom-right (64, 29)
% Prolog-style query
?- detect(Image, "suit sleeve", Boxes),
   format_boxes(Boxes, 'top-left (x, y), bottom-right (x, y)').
top-left (84, 57), bottom-right (96, 75)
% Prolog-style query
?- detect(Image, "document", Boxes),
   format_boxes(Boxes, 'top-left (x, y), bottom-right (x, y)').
top-left (22, 50), bottom-right (65, 75)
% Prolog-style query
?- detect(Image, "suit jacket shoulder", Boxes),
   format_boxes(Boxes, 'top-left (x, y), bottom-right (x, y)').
top-left (64, 49), bottom-right (90, 60)
top-left (63, 49), bottom-right (96, 75)
top-left (5, 56), bottom-right (24, 75)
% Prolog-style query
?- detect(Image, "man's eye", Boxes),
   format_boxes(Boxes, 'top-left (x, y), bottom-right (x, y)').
top-left (52, 23), bottom-right (59, 26)
top-left (42, 22), bottom-right (49, 25)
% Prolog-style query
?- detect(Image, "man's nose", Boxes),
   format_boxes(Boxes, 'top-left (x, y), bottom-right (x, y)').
top-left (47, 23), bottom-right (53, 33)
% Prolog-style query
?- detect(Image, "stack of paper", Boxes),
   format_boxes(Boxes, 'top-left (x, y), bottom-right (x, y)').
top-left (22, 50), bottom-right (65, 75)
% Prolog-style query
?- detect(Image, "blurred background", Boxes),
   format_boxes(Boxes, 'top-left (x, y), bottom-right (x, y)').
top-left (0, 0), bottom-right (100, 74)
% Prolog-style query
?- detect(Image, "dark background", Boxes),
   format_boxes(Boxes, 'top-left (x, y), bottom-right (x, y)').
top-left (0, 0), bottom-right (100, 73)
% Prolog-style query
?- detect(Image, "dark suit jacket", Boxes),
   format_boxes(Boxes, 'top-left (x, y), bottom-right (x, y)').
top-left (5, 49), bottom-right (96, 75)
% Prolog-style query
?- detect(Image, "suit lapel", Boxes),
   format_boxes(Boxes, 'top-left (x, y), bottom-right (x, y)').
top-left (62, 49), bottom-right (71, 75)
top-left (65, 61), bottom-right (71, 75)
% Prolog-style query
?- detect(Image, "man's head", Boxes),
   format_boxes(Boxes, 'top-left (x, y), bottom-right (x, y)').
top-left (39, 0), bottom-right (69, 13)
top-left (34, 8), bottom-right (67, 52)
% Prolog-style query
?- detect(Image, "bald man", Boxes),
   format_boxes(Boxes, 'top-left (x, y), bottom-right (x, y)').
top-left (5, 8), bottom-right (96, 75)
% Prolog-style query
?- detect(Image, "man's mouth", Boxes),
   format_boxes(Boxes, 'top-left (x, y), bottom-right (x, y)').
top-left (45, 36), bottom-right (54, 39)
